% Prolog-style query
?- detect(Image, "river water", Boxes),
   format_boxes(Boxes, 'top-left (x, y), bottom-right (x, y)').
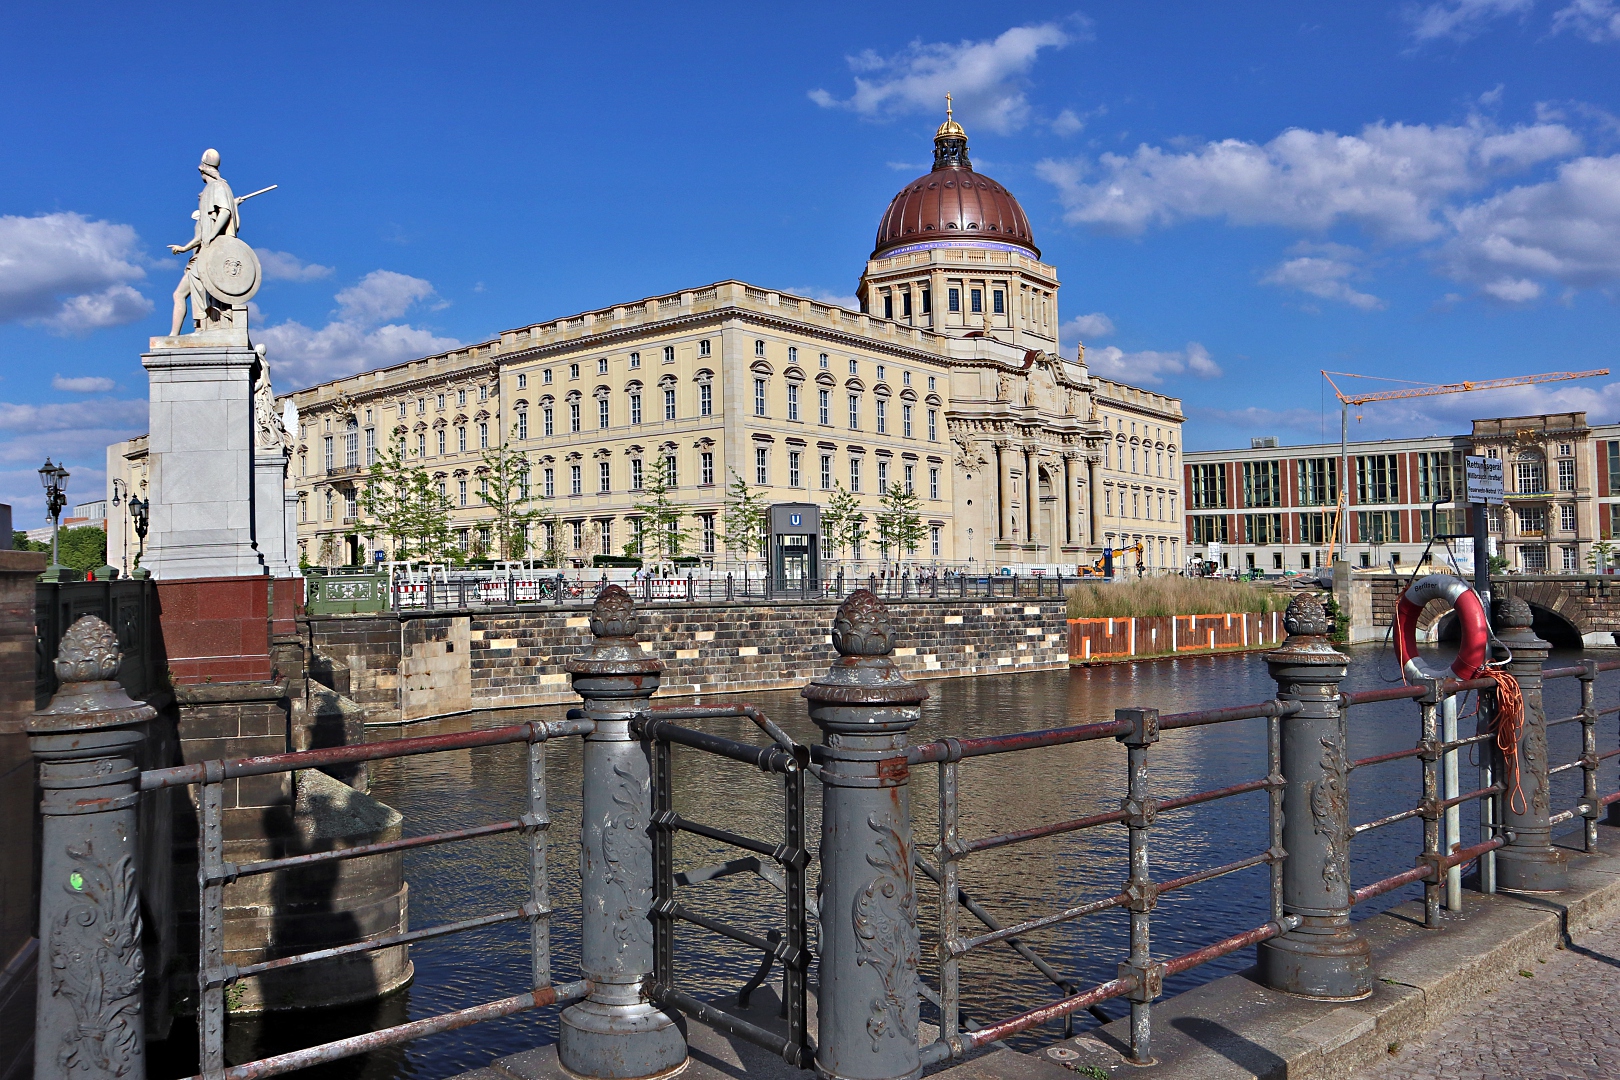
top-left (169, 646), bottom-right (1619, 1080)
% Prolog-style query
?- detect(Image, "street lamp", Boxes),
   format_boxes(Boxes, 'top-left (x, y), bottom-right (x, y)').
top-left (127, 494), bottom-right (150, 578)
top-left (38, 458), bottom-right (70, 579)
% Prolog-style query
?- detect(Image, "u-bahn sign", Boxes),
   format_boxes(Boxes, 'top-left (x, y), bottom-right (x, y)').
top-left (1465, 455), bottom-right (1504, 505)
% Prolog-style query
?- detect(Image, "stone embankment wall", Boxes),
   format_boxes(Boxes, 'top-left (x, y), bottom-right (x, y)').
top-left (307, 598), bottom-right (1070, 723)
top-left (1068, 610), bottom-right (1284, 664)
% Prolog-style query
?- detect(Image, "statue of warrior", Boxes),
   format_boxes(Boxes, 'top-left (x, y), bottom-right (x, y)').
top-left (168, 149), bottom-right (239, 336)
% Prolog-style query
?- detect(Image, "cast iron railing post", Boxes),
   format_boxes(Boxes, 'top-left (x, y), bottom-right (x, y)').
top-left (804, 590), bottom-right (929, 1080)
top-left (561, 585), bottom-right (687, 1078)
top-left (1579, 658), bottom-right (1600, 851)
top-left (30, 615), bottom-right (157, 1080)
top-left (1117, 707), bottom-right (1163, 1065)
top-left (1257, 596), bottom-right (1371, 998)
top-left (1493, 596), bottom-right (1567, 890)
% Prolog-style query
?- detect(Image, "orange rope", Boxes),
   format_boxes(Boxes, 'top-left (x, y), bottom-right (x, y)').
top-left (1480, 666), bottom-right (1527, 816)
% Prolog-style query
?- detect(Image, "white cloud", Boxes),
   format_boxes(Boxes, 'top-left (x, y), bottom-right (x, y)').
top-left (1087, 341), bottom-right (1222, 385)
top-left (1059, 313), bottom-right (1115, 358)
top-left (1553, 0), bottom-right (1620, 39)
top-left (257, 270), bottom-right (460, 390)
top-left (0, 397), bottom-right (148, 513)
top-left (1482, 276), bottom-right (1545, 300)
top-left (1442, 153), bottom-right (1620, 291)
top-left (1036, 117), bottom-right (1580, 242)
top-left (786, 286), bottom-right (862, 311)
top-left (1052, 109), bottom-right (1085, 137)
top-left (51, 375), bottom-right (116, 393)
top-left (259, 250), bottom-right (334, 282)
top-left (1407, 0), bottom-right (1534, 42)
top-left (809, 22), bottom-right (1077, 135)
top-left (1262, 247), bottom-right (1385, 310)
top-left (0, 212), bottom-right (151, 332)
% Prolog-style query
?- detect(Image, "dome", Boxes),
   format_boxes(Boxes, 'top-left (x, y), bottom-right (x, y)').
top-left (872, 110), bottom-right (1039, 260)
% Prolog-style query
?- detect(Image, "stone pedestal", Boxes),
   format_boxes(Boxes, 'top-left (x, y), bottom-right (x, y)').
top-left (141, 334), bottom-right (265, 580)
top-left (254, 450), bottom-right (297, 578)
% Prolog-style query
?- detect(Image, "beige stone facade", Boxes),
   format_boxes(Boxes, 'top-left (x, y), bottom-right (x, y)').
top-left (105, 434), bottom-right (149, 577)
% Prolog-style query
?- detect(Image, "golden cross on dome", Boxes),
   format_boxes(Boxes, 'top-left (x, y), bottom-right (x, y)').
top-left (946, 93), bottom-right (953, 121)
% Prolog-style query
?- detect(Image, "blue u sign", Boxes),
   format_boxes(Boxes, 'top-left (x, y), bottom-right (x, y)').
top-left (789, 513), bottom-right (801, 527)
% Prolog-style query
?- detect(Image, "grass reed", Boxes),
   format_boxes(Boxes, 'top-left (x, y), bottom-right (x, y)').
top-left (1066, 576), bottom-right (1289, 619)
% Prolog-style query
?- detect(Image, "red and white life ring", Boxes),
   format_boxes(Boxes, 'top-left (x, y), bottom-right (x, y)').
top-left (1395, 573), bottom-right (1489, 682)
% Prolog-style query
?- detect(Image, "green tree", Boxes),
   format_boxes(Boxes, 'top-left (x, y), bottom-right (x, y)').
top-left (12, 531), bottom-right (46, 553)
top-left (54, 526), bottom-right (107, 572)
top-left (357, 442), bottom-right (452, 562)
top-left (476, 424), bottom-right (551, 561)
top-left (821, 481), bottom-right (865, 562)
top-left (1589, 540), bottom-right (1616, 573)
top-left (875, 482), bottom-right (925, 563)
top-left (721, 469), bottom-right (768, 563)
top-left (633, 456), bottom-right (691, 561)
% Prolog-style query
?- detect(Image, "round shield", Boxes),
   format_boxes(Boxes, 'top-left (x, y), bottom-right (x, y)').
top-left (199, 235), bottom-right (262, 304)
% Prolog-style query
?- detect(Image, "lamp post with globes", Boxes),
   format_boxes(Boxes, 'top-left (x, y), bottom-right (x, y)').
top-left (128, 494), bottom-right (150, 578)
top-left (38, 457), bottom-right (72, 581)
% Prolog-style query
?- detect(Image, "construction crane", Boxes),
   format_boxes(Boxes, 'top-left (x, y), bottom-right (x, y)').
top-left (1321, 368), bottom-right (1609, 557)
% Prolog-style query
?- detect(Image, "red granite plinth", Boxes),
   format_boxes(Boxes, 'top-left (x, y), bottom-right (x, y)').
top-left (156, 575), bottom-right (273, 683)
top-left (271, 576), bottom-right (304, 638)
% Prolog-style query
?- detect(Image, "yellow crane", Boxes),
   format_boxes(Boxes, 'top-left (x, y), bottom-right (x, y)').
top-left (1320, 368), bottom-right (1609, 560)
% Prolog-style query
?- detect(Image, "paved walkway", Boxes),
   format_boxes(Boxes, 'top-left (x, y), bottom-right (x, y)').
top-left (1357, 914), bottom-right (1620, 1080)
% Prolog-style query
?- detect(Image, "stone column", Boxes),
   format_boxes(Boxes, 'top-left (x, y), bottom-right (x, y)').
top-left (141, 333), bottom-right (265, 579)
top-left (804, 591), bottom-right (929, 1080)
top-left (929, 269), bottom-right (947, 332)
top-left (1257, 596), bottom-right (1371, 999)
top-left (1493, 596), bottom-right (1567, 891)
top-left (1062, 455), bottom-right (1074, 547)
top-left (561, 586), bottom-right (686, 1079)
top-left (254, 447), bottom-right (297, 578)
top-left (29, 616), bottom-right (157, 1080)
top-left (996, 443), bottom-right (1014, 542)
top-left (1024, 448), bottom-right (1037, 547)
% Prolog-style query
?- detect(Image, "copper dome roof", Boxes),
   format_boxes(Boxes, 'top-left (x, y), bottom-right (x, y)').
top-left (872, 115), bottom-right (1039, 260)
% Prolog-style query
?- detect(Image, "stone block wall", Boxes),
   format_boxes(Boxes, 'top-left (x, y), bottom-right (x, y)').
top-left (306, 615), bottom-right (403, 723)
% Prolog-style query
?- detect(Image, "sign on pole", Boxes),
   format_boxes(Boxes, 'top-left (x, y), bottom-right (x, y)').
top-left (1465, 456), bottom-right (1504, 505)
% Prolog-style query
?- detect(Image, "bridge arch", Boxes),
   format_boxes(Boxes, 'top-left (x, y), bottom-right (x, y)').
top-left (1423, 589), bottom-right (1587, 650)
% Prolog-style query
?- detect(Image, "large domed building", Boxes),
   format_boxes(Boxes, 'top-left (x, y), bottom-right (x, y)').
top-left (269, 109), bottom-right (1186, 577)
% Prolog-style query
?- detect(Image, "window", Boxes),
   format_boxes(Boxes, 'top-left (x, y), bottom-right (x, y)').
top-left (1559, 442), bottom-right (1573, 457)
top-left (698, 383), bottom-right (711, 416)
top-left (876, 364), bottom-right (886, 382)
top-left (1561, 503), bottom-right (1576, 532)
top-left (948, 287), bottom-right (960, 312)
top-left (876, 399), bottom-right (887, 434)
top-left (1191, 515), bottom-right (1228, 544)
top-left (849, 357), bottom-right (859, 375)
top-left (755, 378), bottom-right (768, 416)
top-left (439, 393), bottom-right (448, 410)
top-left (631, 459), bottom-right (644, 490)
top-left (572, 521), bottom-right (583, 551)
top-left (698, 340), bottom-right (710, 358)
top-left (970, 289), bottom-right (982, 313)
top-left (1610, 443), bottom-right (1620, 495)
top-left (1522, 545), bottom-right (1547, 572)
top-left (1244, 513), bottom-right (1283, 545)
top-left (519, 471), bottom-right (530, 499)
top-left (883, 294), bottom-right (893, 319)
top-left (365, 427), bottom-right (377, 466)
top-left (323, 489), bottom-right (334, 521)
top-left (820, 455), bottom-right (832, 490)
top-left (1357, 510), bottom-right (1401, 544)
top-left (599, 520), bottom-right (613, 555)
top-left (543, 407), bottom-right (554, 437)
top-left (664, 455), bottom-right (678, 487)
top-left (1516, 453), bottom-right (1546, 494)
top-left (927, 409), bottom-right (938, 441)
top-left (1190, 464), bottom-right (1228, 509)
top-left (570, 465), bottom-right (582, 496)
top-left (663, 346), bottom-right (675, 364)
top-left (1563, 545), bottom-right (1579, 571)
top-left (1242, 461), bottom-right (1281, 507)
top-left (1417, 451), bottom-right (1463, 503)
top-left (543, 369), bottom-right (553, 385)
top-left (787, 382), bottom-right (799, 421)
top-left (755, 339), bottom-right (766, 357)
top-left (850, 456), bottom-right (862, 493)
top-left (631, 393), bottom-right (642, 425)
top-left (517, 411), bottom-right (528, 440)
top-left (458, 480), bottom-right (468, 508)
top-left (819, 390), bottom-right (830, 425)
top-left (479, 477), bottom-right (489, 502)
top-left (849, 394), bottom-right (860, 429)
top-left (598, 461), bottom-right (611, 493)
top-left (664, 388), bottom-right (676, 420)
top-left (921, 289), bottom-right (931, 315)
top-left (569, 363), bottom-right (579, 380)
top-left (543, 468), bottom-right (554, 498)
top-left (630, 351), bottom-right (641, 368)
top-left (1298, 512), bottom-right (1331, 545)
top-left (902, 292), bottom-right (912, 319)
top-left (1356, 455), bottom-right (1400, 504)
top-left (345, 491), bottom-right (358, 522)
top-left (599, 398), bottom-right (609, 429)
top-left (479, 385), bottom-right (488, 402)
top-left (929, 467), bottom-right (939, 499)
top-left (900, 404), bottom-right (913, 438)
top-left (789, 451), bottom-right (801, 487)
top-left (702, 514), bottom-right (716, 554)
top-left (1515, 506), bottom-right (1546, 535)
top-left (457, 426), bottom-right (467, 453)
top-left (1297, 458), bottom-right (1338, 506)
top-left (1559, 459), bottom-right (1576, 492)
top-left (993, 290), bottom-right (1004, 314)
top-left (877, 460), bottom-right (889, 494)
top-left (1420, 509), bottom-right (1459, 541)
top-left (756, 447), bottom-right (769, 486)
top-left (701, 451), bottom-right (714, 485)
top-left (479, 423), bottom-right (488, 449)
top-left (930, 525), bottom-right (940, 556)
top-left (1105, 489), bottom-right (1112, 516)
top-left (569, 402), bottom-right (581, 433)
top-left (398, 402), bottom-right (407, 419)
top-left (903, 464), bottom-right (914, 494)
top-left (597, 357), bottom-right (608, 375)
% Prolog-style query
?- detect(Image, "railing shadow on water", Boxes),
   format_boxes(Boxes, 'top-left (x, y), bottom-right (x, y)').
top-left (37, 588), bottom-right (1620, 1080)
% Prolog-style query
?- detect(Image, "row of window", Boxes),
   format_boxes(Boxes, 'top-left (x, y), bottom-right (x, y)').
top-left (1186, 503), bottom-right (1586, 547)
top-left (1104, 440), bottom-right (1175, 478)
top-left (392, 385), bottom-right (493, 419)
top-left (530, 451), bottom-right (945, 500)
top-left (1102, 487), bottom-right (1177, 522)
top-left (510, 343), bottom-right (941, 388)
top-left (515, 386), bottom-right (941, 440)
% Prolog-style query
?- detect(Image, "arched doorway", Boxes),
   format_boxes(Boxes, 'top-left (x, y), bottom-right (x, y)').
top-left (1038, 466), bottom-right (1058, 562)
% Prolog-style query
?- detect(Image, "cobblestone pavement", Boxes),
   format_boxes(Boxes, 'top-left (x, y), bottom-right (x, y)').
top-left (1356, 916), bottom-right (1620, 1080)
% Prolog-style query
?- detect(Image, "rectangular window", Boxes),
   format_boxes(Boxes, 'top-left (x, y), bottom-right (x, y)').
top-left (479, 422), bottom-right (488, 449)
top-left (570, 465), bottom-right (582, 496)
top-left (1243, 513), bottom-right (1284, 545)
top-left (698, 340), bottom-right (710, 358)
top-left (876, 399), bottom-right (887, 434)
top-left (877, 365), bottom-right (886, 382)
top-left (543, 370), bottom-right (552, 385)
top-left (440, 393), bottom-right (448, 410)
top-left (663, 346), bottom-right (675, 364)
top-left (819, 389), bottom-right (830, 425)
top-left (902, 292), bottom-right (912, 318)
top-left (850, 358), bottom-right (858, 375)
top-left (820, 455), bottom-right (832, 490)
top-left (921, 289), bottom-right (931, 314)
top-left (517, 411), bottom-right (528, 440)
top-left (569, 403), bottom-right (581, 433)
top-left (1610, 443), bottom-right (1620, 495)
top-left (702, 514), bottom-right (716, 554)
top-left (631, 459), bottom-right (644, 490)
top-left (849, 394), bottom-right (860, 430)
top-left (1420, 508), bottom-right (1460, 541)
top-left (630, 352), bottom-right (641, 368)
top-left (850, 457), bottom-right (861, 493)
top-left (1190, 515), bottom-right (1229, 544)
top-left (970, 288), bottom-right (982, 313)
top-left (570, 363), bottom-right (579, 380)
top-left (948, 287), bottom-right (960, 313)
top-left (1297, 457), bottom-right (1338, 506)
top-left (701, 451), bottom-right (714, 485)
top-left (543, 407), bottom-right (554, 437)
top-left (544, 468), bottom-right (554, 498)
top-left (883, 294), bottom-right (893, 319)
top-left (930, 525), bottom-right (940, 557)
top-left (902, 405), bottom-right (912, 438)
top-left (1357, 510), bottom-right (1402, 544)
top-left (1559, 458), bottom-right (1576, 492)
top-left (346, 491), bottom-right (358, 521)
top-left (572, 521), bottom-right (583, 550)
top-left (819, 353), bottom-right (829, 369)
top-left (599, 398), bottom-right (610, 429)
top-left (1298, 512), bottom-right (1330, 545)
top-left (1562, 503), bottom-right (1576, 531)
top-left (1522, 545), bottom-right (1547, 572)
top-left (755, 378), bottom-right (767, 417)
top-left (598, 357), bottom-right (608, 375)
top-left (1417, 451), bottom-right (1463, 503)
top-left (457, 426), bottom-right (467, 453)
top-left (631, 393), bottom-right (642, 425)
top-left (789, 451), bottom-right (801, 487)
top-left (1515, 456), bottom-right (1546, 494)
top-left (398, 402), bottom-right (407, 419)
top-left (599, 461), bottom-right (611, 493)
top-left (1242, 461), bottom-right (1281, 508)
top-left (903, 464), bottom-right (914, 494)
top-left (600, 520), bottom-right (613, 555)
top-left (345, 427), bottom-right (359, 468)
top-left (1563, 545), bottom-right (1579, 571)
top-left (1516, 507), bottom-right (1546, 535)
top-left (928, 409), bottom-right (938, 441)
top-left (787, 382), bottom-right (799, 421)
top-left (993, 290), bottom-right (1004, 314)
top-left (664, 455), bottom-right (678, 487)
top-left (1189, 463), bottom-right (1228, 509)
top-left (1356, 455), bottom-right (1400, 504)
top-left (929, 466), bottom-right (939, 500)
top-left (365, 428), bottom-right (376, 466)
top-left (700, 383), bottom-right (712, 417)
top-left (877, 460), bottom-right (888, 494)
top-left (458, 480), bottom-right (468, 508)
top-left (756, 447), bottom-right (769, 486)
top-left (664, 389), bottom-right (676, 421)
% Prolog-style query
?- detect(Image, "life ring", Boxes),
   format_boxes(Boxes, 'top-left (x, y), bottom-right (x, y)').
top-left (1395, 573), bottom-right (1489, 682)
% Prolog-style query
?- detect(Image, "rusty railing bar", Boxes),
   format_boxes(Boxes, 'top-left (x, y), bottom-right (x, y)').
top-left (1157, 777), bottom-right (1272, 813)
top-left (1351, 806), bottom-right (1424, 837)
top-left (657, 811), bottom-right (795, 863)
top-left (1343, 677), bottom-right (1493, 706)
top-left (648, 982), bottom-right (810, 1068)
top-left (222, 819), bottom-right (525, 880)
top-left (635, 717), bottom-right (800, 774)
top-left (909, 718), bottom-right (1128, 763)
top-left (962, 807), bottom-right (1128, 854)
top-left (1159, 700), bottom-right (1296, 731)
top-left (651, 900), bottom-right (805, 966)
top-left (645, 703), bottom-right (797, 755)
top-left (1157, 850), bottom-right (1276, 895)
top-left (1550, 759), bottom-right (1589, 776)
top-left (1351, 731), bottom-right (1494, 771)
top-left (953, 891), bottom-right (1128, 955)
top-left (225, 906), bottom-right (531, 982)
top-left (915, 856), bottom-right (1077, 995)
top-left (1547, 715), bottom-right (1587, 729)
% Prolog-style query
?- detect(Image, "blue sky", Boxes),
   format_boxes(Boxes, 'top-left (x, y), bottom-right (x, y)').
top-left (2, 1), bottom-right (1618, 518)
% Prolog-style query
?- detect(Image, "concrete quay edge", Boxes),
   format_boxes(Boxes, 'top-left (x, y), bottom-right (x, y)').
top-left (1024, 826), bottom-right (1620, 1080)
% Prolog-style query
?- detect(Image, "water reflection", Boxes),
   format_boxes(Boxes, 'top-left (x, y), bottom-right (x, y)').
top-left (178, 647), bottom-right (1617, 1080)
